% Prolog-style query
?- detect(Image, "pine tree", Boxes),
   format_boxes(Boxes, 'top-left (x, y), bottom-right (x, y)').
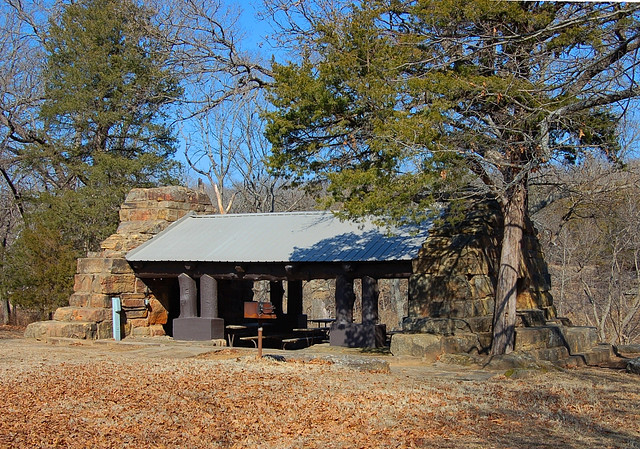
top-left (4, 0), bottom-right (182, 313)
top-left (266, 1), bottom-right (640, 353)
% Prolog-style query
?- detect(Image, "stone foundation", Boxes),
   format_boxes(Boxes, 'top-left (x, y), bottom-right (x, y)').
top-left (25, 186), bottom-right (214, 340)
top-left (405, 199), bottom-right (556, 336)
top-left (393, 199), bottom-right (610, 364)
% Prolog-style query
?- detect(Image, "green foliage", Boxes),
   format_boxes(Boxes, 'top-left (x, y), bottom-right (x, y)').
top-left (40, 0), bottom-right (182, 171)
top-left (1, 0), bottom-right (183, 314)
top-left (3, 221), bottom-right (77, 318)
top-left (266, 1), bottom-right (640, 353)
top-left (37, 0), bottom-right (182, 231)
top-left (266, 1), bottom-right (637, 220)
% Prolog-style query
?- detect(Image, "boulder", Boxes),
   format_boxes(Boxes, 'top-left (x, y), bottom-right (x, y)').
top-left (24, 321), bottom-right (97, 340)
top-left (390, 333), bottom-right (442, 360)
top-left (615, 344), bottom-right (640, 358)
top-left (627, 357), bottom-right (640, 375)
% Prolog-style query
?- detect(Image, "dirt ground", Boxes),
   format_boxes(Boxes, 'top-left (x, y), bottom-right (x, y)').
top-left (0, 326), bottom-right (639, 449)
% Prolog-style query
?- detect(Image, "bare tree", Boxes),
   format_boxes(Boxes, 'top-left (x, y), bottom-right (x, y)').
top-left (534, 159), bottom-right (640, 344)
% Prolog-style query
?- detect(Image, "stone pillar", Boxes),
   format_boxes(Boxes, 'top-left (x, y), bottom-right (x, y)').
top-left (200, 274), bottom-right (218, 318)
top-left (174, 273), bottom-right (224, 341)
top-left (331, 274), bottom-right (385, 348)
top-left (270, 281), bottom-right (284, 318)
top-left (362, 276), bottom-right (379, 325)
top-left (178, 273), bottom-right (197, 318)
top-left (335, 275), bottom-right (355, 324)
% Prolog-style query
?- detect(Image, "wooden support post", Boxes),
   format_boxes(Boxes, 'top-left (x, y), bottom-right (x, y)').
top-left (287, 280), bottom-right (303, 316)
top-left (200, 274), bottom-right (218, 318)
top-left (178, 273), bottom-right (197, 318)
top-left (336, 275), bottom-right (355, 324)
top-left (362, 276), bottom-right (379, 325)
top-left (257, 326), bottom-right (263, 359)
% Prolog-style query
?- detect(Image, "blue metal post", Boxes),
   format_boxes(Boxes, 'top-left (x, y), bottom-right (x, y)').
top-left (111, 296), bottom-right (122, 341)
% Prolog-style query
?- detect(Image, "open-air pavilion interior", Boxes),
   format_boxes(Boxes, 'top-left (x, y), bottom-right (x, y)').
top-left (126, 211), bottom-right (431, 348)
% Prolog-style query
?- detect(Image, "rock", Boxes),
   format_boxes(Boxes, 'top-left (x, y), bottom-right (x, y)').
top-left (402, 317), bottom-right (471, 335)
top-left (469, 275), bottom-right (494, 298)
top-left (525, 346), bottom-right (569, 362)
top-left (318, 355), bottom-right (390, 373)
top-left (149, 324), bottom-right (166, 337)
top-left (503, 368), bottom-right (541, 379)
top-left (626, 357), bottom-right (640, 375)
top-left (615, 344), bottom-right (640, 357)
top-left (25, 321), bottom-right (97, 340)
top-left (53, 306), bottom-right (111, 323)
top-left (96, 320), bottom-right (113, 339)
top-left (485, 352), bottom-right (544, 371)
top-left (390, 333), bottom-right (442, 360)
top-left (440, 333), bottom-right (481, 354)
top-left (514, 326), bottom-right (565, 351)
top-left (582, 344), bottom-right (614, 366)
top-left (560, 326), bottom-right (599, 354)
top-left (437, 353), bottom-right (480, 367)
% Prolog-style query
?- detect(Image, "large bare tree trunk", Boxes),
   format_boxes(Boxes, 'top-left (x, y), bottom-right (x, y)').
top-left (491, 184), bottom-right (526, 355)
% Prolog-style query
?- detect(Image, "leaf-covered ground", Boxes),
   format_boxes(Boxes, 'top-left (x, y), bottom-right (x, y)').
top-left (0, 330), bottom-right (638, 448)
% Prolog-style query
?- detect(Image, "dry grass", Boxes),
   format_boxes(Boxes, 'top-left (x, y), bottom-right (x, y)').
top-left (0, 331), bottom-right (638, 448)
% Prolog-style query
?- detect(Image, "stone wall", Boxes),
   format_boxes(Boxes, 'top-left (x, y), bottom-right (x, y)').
top-left (25, 186), bottom-right (214, 340)
top-left (402, 199), bottom-right (557, 352)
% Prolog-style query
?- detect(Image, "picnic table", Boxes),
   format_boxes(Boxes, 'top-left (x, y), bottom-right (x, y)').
top-left (307, 318), bottom-right (335, 328)
top-left (225, 323), bottom-right (273, 347)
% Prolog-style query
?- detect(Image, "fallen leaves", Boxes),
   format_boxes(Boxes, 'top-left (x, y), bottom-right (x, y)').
top-left (0, 341), bottom-right (639, 448)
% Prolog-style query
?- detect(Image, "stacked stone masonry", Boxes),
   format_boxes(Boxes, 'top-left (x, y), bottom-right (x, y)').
top-left (25, 186), bottom-right (214, 340)
top-left (404, 199), bottom-right (557, 347)
top-left (395, 198), bottom-right (616, 365)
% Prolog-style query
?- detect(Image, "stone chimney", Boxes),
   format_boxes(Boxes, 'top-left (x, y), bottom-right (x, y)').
top-left (25, 186), bottom-right (214, 340)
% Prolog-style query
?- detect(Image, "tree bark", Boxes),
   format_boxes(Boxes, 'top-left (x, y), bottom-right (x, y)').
top-left (491, 184), bottom-right (527, 355)
top-left (1, 297), bottom-right (10, 325)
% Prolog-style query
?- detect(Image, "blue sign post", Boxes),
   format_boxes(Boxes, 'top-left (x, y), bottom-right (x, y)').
top-left (111, 297), bottom-right (122, 341)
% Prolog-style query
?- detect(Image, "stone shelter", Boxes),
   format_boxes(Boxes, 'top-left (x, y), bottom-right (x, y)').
top-left (26, 186), bottom-right (611, 363)
top-left (26, 186), bottom-right (428, 348)
top-left (125, 208), bottom-right (430, 347)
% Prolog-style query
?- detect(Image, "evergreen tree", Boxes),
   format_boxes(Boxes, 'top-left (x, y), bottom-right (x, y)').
top-left (38, 0), bottom-right (181, 193)
top-left (266, 1), bottom-right (640, 353)
top-left (4, 0), bottom-right (182, 312)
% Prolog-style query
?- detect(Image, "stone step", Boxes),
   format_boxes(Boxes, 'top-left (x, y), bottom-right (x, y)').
top-left (390, 333), bottom-right (443, 361)
top-left (525, 346), bottom-right (570, 362)
top-left (53, 306), bottom-right (112, 323)
top-left (515, 326), bottom-right (565, 351)
top-left (73, 273), bottom-right (139, 295)
top-left (554, 345), bottom-right (616, 367)
top-left (76, 257), bottom-right (133, 275)
top-left (559, 326), bottom-right (599, 355)
top-left (614, 344), bottom-right (640, 358)
top-left (554, 355), bottom-right (587, 369)
top-left (516, 309), bottom-right (546, 327)
top-left (25, 320), bottom-right (98, 340)
top-left (581, 344), bottom-right (615, 366)
top-left (69, 293), bottom-right (112, 308)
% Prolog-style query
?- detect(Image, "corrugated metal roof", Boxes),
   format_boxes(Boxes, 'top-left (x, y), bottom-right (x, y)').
top-left (126, 211), bottom-right (430, 264)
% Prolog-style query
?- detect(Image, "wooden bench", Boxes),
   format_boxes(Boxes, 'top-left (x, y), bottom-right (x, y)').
top-left (282, 337), bottom-right (308, 350)
top-left (237, 334), bottom-right (288, 348)
top-left (237, 329), bottom-right (325, 350)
